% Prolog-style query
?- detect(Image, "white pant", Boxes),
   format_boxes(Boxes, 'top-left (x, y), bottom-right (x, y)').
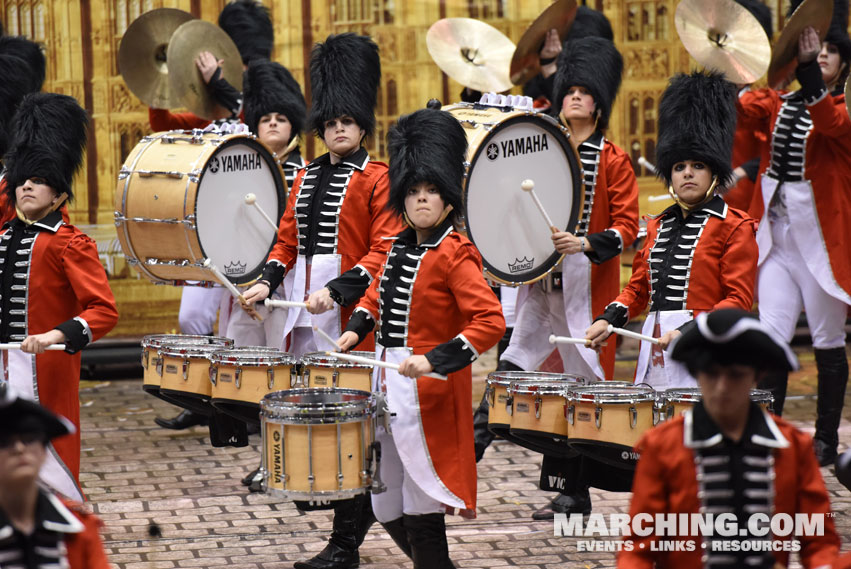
top-left (286, 326), bottom-right (318, 359)
top-left (225, 298), bottom-right (288, 348)
top-left (178, 286), bottom-right (224, 335)
top-left (370, 428), bottom-right (443, 523)
top-left (759, 217), bottom-right (847, 349)
top-left (500, 286), bottom-right (600, 380)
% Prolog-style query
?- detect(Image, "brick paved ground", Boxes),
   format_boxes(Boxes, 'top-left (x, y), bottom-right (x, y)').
top-left (78, 343), bottom-right (851, 568)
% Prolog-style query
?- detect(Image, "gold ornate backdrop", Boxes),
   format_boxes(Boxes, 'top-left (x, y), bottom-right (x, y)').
top-left (0, 0), bottom-right (794, 336)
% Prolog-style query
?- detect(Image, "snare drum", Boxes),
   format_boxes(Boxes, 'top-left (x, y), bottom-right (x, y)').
top-left (140, 334), bottom-right (232, 404)
top-left (300, 352), bottom-right (374, 392)
top-left (661, 387), bottom-right (775, 420)
top-left (484, 372), bottom-right (516, 439)
top-left (508, 375), bottom-right (586, 457)
top-left (261, 388), bottom-right (375, 500)
top-left (210, 349), bottom-right (297, 424)
top-left (159, 343), bottom-right (226, 416)
top-left (115, 131), bottom-right (285, 285)
top-left (443, 103), bottom-right (583, 284)
top-left (566, 384), bottom-right (657, 469)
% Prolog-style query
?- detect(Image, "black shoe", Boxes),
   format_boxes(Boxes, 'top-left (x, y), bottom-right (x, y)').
top-left (814, 438), bottom-right (838, 468)
top-left (531, 489), bottom-right (591, 520)
top-left (154, 410), bottom-right (208, 430)
top-left (293, 495), bottom-right (372, 569)
top-left (248, 469), bottom-right (264, 493)
top-left (404, 513), bottom-right (455, 569)
top-left (241, 467), bottom-right (260, 487)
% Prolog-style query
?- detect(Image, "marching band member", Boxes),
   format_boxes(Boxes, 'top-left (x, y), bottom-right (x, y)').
top-left (338, 108), bottom-right (505, 569)
top-left (0, 388), bottom-right (111, 568)
top-left (476, 36), bottom-right (639, 518)
top-left (586, 70), bottom-right (758, 390)
top-left (0, 93), bottom-right (119, 501)
top-left (735, 10), bottom-right (851, 466)
top-left (241, 33), bottom-right (401, 569)
top-left (618, 310), bottom-right (839, 569)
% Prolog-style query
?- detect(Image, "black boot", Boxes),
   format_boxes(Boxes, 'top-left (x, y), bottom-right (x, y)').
top-left (531, 488), bottom-right (591, 520)
top-left (814, 347), bottom-right (849, 467)
top-left (474, 358), bottom-right (523, 462)
top-left (293, 494), bottom-right (373, 569)
top-left (380, 518), bottom-right (412, 558)
top-left (154, 410), bottom-right (208, 430)
top-left (403, 513), bottom-right (455, 569)
top-left (757, 369), bottom-right (788, 416)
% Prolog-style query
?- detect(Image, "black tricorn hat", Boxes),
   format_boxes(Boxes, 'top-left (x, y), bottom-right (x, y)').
top-left (553, 36), bottom-right (623, 130)
top-left (565, 6), bottom-right (614, 42)
top-left (735, 0), bottom-right (773, 40)
top-left (0, 384), bottom-right (75, 441)
top-left (387, 108), bottom-right (467, 218)
top-left (0, 35), bottom-right (45, 93)
top-left (308, 33), bottom-right (381, 137)
top-left (3, 92), bottom-right (89, 202)
top-left (218, 0), bottom-right (274, 64)
top-left (655, 70), bottom-right (736, 186)
top-left (670, 309), bottom-right (798, 376)
top-left (243, 60), bottom-right (306, 141)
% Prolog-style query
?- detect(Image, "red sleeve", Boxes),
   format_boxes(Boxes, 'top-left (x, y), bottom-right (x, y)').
top-left (736, 87), bottom-right (779, 122)
top-left (713, 218), bottom-right (757, 311)
top-left (352, 169), bottom-right (401, 280)
top-left (148, 108), bottom-right (210, 131)
top-left (807, 94), bottom-right (851, 139)
top-left (605, 148), bottom-right (640, 247)
top-left (65, 508), bottom-right (111, 569)
top-left (267, 169), bottom-right (302, 270)
top-left (614, 223), bottom-right (653, 320)
top-left (60, 233), bottom-right (119, 342)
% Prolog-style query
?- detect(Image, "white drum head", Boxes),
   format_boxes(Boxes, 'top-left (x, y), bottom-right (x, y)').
top-left (464, 114), bottom-right (581, 284)
top-left (195, 137), bottom-right (283, 284)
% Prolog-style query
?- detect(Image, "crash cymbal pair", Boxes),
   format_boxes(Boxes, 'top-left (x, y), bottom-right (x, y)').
top-left (118, 8), bottom-right (243, 120)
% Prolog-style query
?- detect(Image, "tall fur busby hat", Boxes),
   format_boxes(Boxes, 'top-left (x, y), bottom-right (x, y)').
top-left (789, 0), bottom-right (851, 63)
top-left (387, 108), bottom-right (467, 219)
top-left (735, 0), bottom-right (773, 40)
top-left (243, 60), bottom-right (306, 140)
top-left (655, 70), bottom-right (736, 187)
top-left (0, 35), bottom-right (45, 93)
top-left (553, 36), bottom-right (623, 130)
top-left (0, 54), bottom-right (40, 158)
top-left (565, 6), bottom-right (614, 43)
top-left (308, 33), bottom-right (381, 137)
top-left (218, 0), bottom-right (274, 65)
top-left (3, 92), bottom-right (88, 202)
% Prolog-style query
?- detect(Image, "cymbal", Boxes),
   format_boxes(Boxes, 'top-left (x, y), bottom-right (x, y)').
top-left (167, 19), bottom-right (244, 120)
top-left (118, 8), bottom-right (194, 109)
top-left (767, 0), bottom-right (832, 88)
top-left (510, 0), bottom-right (578, 86)
top-left (426, 18), bottom-right (515, 93)
top-left (675, 0), bottom-right (771, 84)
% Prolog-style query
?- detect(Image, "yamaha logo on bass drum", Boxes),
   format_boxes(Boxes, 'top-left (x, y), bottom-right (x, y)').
top-left (209, 152), bottom-right (263, 174)
top-left (486, 133), bottom-right (550, 161)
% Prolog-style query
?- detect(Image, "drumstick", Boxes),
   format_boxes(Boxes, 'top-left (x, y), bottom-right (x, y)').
top-left (326, 351), bottom-right (448, 381)
top-left (520, 179), bottom-right (559, 234)
top-left (313, 326), bottom-right (341, 351)
top-left (548, 334), bottom-right (605, 348)
top-left (648, 194), bottom-right (671, 202)
top-left (0, 343), bottom-right (66, 351)
top-left (264, 298), bottom-right (309, 309)
top-left (244, 193), bottom-right (279, 232)
top-left (638, 156), bottom-right (657, 175)
top-left (606, 324), bottom-right (661, 345)
top-left (202, 259), bottom-right (263, 322)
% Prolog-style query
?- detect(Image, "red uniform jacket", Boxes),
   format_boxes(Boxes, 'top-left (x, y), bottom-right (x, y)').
top-left (351, 224), bottom-right (506, 511)
top-left (615, 198), bottom-right (757, 320)
top-left (737, 88), bottom-right (851, 296)
top-left (724, 113), bottom-right (768, 215)
top-left (619, 411), bottom-right (840, 569)
top-left (148, 108), bottom-right (210, 131)
top-left (61, 498), bottom-right (111, 569)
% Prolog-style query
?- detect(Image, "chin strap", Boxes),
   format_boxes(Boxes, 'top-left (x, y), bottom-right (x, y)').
top-left (668, 177), bottom-right (718, 215)
top-left (15, 192), bottom-right (68, 225)
top-left (403, 204), bottom-right (454, 232)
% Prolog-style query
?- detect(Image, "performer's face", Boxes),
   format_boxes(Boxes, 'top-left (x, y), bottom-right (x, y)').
top-left (15, 178), bottom-right (60, 220)
top-left (697, 363), bottom-right (757, 426)
top-left (323, 115), bottom-right (364, 158)
top-left (818, 42), bottom-right (845, 85)
top-left (0, 431), bottom-right (47, 488)
top-left (405, 181), bottom-right (446, 229)
top-left (257, 112), bottom-right (292, 150)
top-left (671, 160), bottom-right (712, 206)
top-left (562, 86), bottom-right (597, 122)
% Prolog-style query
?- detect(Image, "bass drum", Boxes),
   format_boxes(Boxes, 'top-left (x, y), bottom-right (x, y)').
top-left (443, 103), bottom-right (583, 284)
top-left (115, 131), bottom-right (285, 285)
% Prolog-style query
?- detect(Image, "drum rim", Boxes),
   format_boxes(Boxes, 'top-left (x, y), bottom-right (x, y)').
top-left (261, 387), bottom-right (373, 405)
top-left (210, 349), bottom-right (296, 365)
top-left (141, 334), bottom-right (233, 349)
top-left (567, 384), bottom-right (656, 403)
top-left (301, 351), bottom-right (376, 369)
top-left (510, 379), bottom-right (585, 395)
top-left (487, 371), bottom-right (575, 381)
top-left (160, 345), bottom-right (226, 358)
top-left (195, 135), bottom-right (286, 285)
top-left (461, 112), bottom-right (584, 285)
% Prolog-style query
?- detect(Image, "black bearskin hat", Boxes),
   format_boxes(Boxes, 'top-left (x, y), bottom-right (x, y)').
top-left (0, 35), bottom-right (45, 93)
top-left (309, 33), bottom-right (381, 137)
top-left (735, 0), bottom-right (773, 40)
top-left (387, 109), bottom-right (467, 219)
top-left (655, 70), bottom-right (736, 187)
top-left (3, 93), bottom-right (88, 202)
top-left (243, 60), bottom-right (306, 141)
top-left (218, 0), bottom-right (274, 65)
top-left (565, 6), bottom-right (614, 42)
top-left (553, 36), bottom-right (623, 130)
top-left (789, 0), bottom-right (851, 62)
top-left (0, 55), bottom-right (40, 158)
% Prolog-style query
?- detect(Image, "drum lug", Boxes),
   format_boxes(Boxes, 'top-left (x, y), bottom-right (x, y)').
top-left (534, 394), bottom-right (542, 419)
top-left (630, 405), bottom-right (637, 429)
top-left (332, 370), bottom-right (339, 388)
top-left (155, 355), bottom-right (163, 377)
top-left (141, 351), bottom-right (147, 370)
top-left (209, 365), bottom-right (217, 386)
top-left (182, 359), bottom-right (188, 381)
top-left (267, 367), bottom-right (275, 390)
top-left (666, 405), bottom-right (674, 421)
top-left (595, 405), bottom-right (602, 430)
top-left (369, 441), bottom-right (387, 494)
top-left (567, 403), bottom-right (574, 425)
top-left (307, 424), bottom-right (315, 493)
top-left (506, 394), bottom-right (514, 417)
top-left (235, 367), bottom-right (242, 389)
top-left (301, 368), bottom-right (310, 388)
top-left (485, 385), bottom-right (494, 407)
top-left (337, 423), bottom-right (344, 490)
